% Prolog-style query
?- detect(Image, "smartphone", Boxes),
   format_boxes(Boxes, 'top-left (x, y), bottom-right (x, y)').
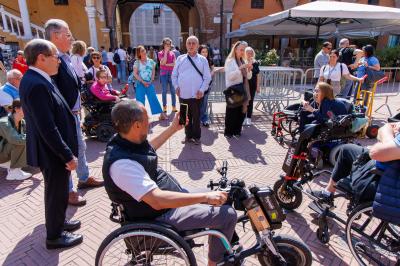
top-left (179, 103), bottom-right (188, 125)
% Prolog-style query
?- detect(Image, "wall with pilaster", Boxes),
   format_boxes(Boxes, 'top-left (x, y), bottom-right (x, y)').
top-left (0, 0), bottom-right (109, 50)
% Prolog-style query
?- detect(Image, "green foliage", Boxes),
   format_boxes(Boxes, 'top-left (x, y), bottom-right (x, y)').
top-left (376, 45), bottom-right (400, 67)
top-left (260, 49), bottom-right (280, 66)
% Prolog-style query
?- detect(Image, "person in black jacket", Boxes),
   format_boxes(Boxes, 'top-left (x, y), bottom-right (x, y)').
top-left (19, 39), bottom-right (82, 249)
top-left (299, 82), bottom-right (348, 132)
top-left (45, 19), bottom-right (103, 207)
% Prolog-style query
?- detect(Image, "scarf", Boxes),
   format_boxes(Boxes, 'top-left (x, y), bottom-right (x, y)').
top-left (236, 58), bottom-right (251, 113)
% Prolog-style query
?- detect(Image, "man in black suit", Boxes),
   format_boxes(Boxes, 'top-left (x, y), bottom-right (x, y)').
top-left (44, 19), bottom-right (103, 207)
top-left (19, 39), bottom-right (82, 249)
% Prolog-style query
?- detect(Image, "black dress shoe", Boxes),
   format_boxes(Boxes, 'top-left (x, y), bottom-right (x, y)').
top-left (63, 220), bottom-right (81, 232)
top-left (46, 231), bottom-right (83, 250)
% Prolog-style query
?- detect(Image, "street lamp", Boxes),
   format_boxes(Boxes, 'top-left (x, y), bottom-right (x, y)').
top-left (219, 0), bottom-right (224, 64)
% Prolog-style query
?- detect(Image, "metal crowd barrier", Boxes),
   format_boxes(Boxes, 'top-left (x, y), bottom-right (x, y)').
top-left (255, 67), bottom-right (305, 113)
top-left (374, 67), bottom-right (400, 116)
top-left (303, 66), bottom-right (400, 116)
top-left (207, 71), bottom-right (226, 120)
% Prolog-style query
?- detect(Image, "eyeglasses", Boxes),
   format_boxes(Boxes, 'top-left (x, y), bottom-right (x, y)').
top-left (45, 54), bottom-right (60, 60)
top-left (55, 31), bottom-right (73, 39)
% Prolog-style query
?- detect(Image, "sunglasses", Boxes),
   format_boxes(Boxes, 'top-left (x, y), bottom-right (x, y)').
top-left (92, 56), bottom-right (101, 59)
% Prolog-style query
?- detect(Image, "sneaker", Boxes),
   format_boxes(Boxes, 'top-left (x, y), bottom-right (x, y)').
top-left (242, 118), bottom-right (248, 126)
top-left (6, 168), bottom-right (32, 181)
top-left (193, 138), bottom-right (201, 145)
top-left (172, 106), bottom-right (177, 112)
top-left (307, 189), bottom-right (334, 206)
top-left (159, 113), bottom-right (167, 121)
top-left (181, 137), bottom-right (191, 144)
top-left (247, 118), bottom-right (252, 126)
top-left (162, 106), bottom-right (167, 113)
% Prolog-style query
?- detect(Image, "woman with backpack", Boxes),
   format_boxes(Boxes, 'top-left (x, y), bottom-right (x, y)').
top-left (319, 49), bottom-right (364, 96)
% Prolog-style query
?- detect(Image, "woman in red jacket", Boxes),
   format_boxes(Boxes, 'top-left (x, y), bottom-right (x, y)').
top-left (12, 51), bottom-right (28, 75)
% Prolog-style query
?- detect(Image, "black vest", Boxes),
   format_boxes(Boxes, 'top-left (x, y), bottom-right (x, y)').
top-left (103, 134), bottom-right (183, 220)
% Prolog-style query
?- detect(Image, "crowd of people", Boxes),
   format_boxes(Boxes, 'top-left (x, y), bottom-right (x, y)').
top-left (0, 17), bottom-right (398, 266)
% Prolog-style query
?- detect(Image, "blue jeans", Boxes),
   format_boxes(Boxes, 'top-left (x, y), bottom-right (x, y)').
top-left (200, 92), bottom-right (209, 123)
top-left (117, 60), bottom-right (127, 82)
top-left (160, 72), bottom-right (176, 107)
top-left (340, 79), bottom-right (353, 99)
top-left (136, 82), bottom-right (163, 115)
top-left (69, 114), bottom-right (89, 192)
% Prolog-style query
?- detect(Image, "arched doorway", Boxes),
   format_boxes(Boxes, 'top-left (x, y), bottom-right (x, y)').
top-left (129, 4), bottom-right (181, 48)
top-left (107, 0), bottom-right (201, 50)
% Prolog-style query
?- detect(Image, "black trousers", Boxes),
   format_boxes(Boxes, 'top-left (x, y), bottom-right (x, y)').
top-left (41, 162), bottom-right (70, 240)
top-left (246, 84), bottom-right (257, 118)
top-left (225, 105), bottom-right (245, 136)
top-left (332, 144), bottom-right (367, 182)
top-left (180, 98), bottom-right (201, 139)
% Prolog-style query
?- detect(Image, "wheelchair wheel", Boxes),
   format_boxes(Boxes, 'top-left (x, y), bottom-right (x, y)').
top-left (346, 202), bottom-right (399, 266)
top-left (95, 223), bottom-right (197, 266)
top-left (96, 123), bottom-right (115, 143)
top-left (273, 178), bottom-right (303, 210)
top-left (366, 125), bottom-right (379, 139)
top-left (257, 235), bottom-right (312, 266)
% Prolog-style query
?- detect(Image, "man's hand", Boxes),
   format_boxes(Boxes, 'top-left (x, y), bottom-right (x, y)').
top-left (390, 122), bottom-right (400, 133)
top-left (206, 191), bottom-right (228, 206)
top-left (196, 90), bottom-right (203, 99)
top-left (170, 112), bottom-right (186, 132)
top-left (65, 157), bottom-right (78, 171)
top-left (176, 88), bottom-right (180, 97)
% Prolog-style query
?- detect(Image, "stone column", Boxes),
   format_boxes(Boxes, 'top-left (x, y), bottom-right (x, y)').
top-left (0, 6), bottom-right (9, 32)
top-left (17, 0), bottom-right (32, 39)
top-left (85, 5), bottom-right (99, 49)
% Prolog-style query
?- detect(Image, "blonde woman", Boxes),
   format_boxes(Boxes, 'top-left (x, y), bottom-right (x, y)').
top-left (224, 41), bottom-right (252, 138)
top-left (70, 40), bottom-right (88, 81)
top-left (244, 46), bottom-right (260, 126)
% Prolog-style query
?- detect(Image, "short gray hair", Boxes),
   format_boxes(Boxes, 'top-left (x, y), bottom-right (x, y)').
top-left (186, 35), bottom-right (199, 44)
top-left (339, 38), bottom-right (349, 47)
top-left (111, 99), bottom-right (145, 134)
top-left (24, 39), bottom-right (56, 66)
top-left (44, 19), bottom-right (69, 40)
top-left (6, 69), bottom-right (22, 82)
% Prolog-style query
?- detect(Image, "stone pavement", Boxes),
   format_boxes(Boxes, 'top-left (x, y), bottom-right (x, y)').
top-left (0, 91), bottom-right (399, 266)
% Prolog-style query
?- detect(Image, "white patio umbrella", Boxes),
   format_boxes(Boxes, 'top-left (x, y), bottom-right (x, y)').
top-left (240, 1), bottom-right (400, 45)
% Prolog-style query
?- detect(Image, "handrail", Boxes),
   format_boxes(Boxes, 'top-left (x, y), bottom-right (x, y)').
top-left (0, 5), bottom-right (45, 38)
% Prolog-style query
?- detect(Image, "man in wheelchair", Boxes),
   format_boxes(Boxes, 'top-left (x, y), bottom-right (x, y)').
top-left (311, 121), bottom-right (400, 205)
top-left (102, 99), bottom-right (237, 266)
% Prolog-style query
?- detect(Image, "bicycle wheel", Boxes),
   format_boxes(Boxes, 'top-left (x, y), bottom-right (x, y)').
top-left (257, 234), bottom-right (312, 266)
top-left (346, 202), bottom-right (399, 266)
top-left (95, 223), bottom-right (197, 266)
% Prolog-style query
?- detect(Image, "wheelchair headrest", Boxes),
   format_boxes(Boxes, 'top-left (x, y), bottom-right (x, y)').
top-left (335, 98), bottom-right (353, 114)
top-left (304, 90), bottom-right (314, 102)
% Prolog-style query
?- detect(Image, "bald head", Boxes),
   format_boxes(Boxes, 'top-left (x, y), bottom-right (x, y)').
top-left (339, 38), bottom-right (349, 48)
top-left (6, 69), bottom-right (22, 89)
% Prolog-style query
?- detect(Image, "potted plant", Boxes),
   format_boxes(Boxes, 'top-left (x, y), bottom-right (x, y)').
top-left (261, 49), bottom-right (280, 66)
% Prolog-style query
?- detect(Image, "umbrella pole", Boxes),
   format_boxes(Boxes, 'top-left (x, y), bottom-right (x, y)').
top-left (314, 24), bottom-right (321, 55)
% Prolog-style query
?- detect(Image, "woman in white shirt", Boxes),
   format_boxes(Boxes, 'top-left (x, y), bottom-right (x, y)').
top-left (319, 49), bottom-right (363, 96)
top-left (70, 40), bottom-right (88, 81)
top-left (224, 41), bottom-right (252, 138)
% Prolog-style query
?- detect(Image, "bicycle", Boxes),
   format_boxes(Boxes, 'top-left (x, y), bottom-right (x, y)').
top-left (95, 161), bottom-right (312, 266)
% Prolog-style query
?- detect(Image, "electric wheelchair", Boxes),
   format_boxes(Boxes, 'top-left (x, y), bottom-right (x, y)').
top-left (95, 161), bottom-right (312, 266)
top-left (81, 81), bottom-right (128, 143)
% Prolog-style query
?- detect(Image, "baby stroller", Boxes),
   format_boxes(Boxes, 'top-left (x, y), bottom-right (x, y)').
top-left (81, 79), bottom-right (128, 142)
